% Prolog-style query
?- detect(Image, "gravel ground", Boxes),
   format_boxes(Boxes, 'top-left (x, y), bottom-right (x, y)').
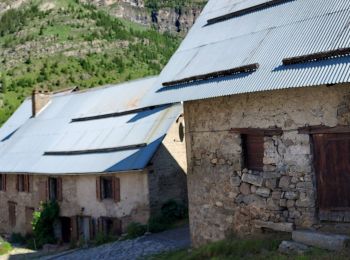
top-left (45, 226), bottom-right (190, 260)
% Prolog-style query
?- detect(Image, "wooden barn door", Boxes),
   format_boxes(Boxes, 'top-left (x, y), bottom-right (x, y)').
top-left (313, 133), bottom-right (350, 222)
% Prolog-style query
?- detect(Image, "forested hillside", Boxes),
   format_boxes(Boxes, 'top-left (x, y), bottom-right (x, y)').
top-left (0, 0), bottom-right (184, 125)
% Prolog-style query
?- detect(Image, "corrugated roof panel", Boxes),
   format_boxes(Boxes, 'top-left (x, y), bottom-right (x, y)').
top-left (0, 99), bottom-right (32, 142)
top-left (0, 77), bottom-right (182, 174)
top-left (136, 0), bottom-right (350, 107)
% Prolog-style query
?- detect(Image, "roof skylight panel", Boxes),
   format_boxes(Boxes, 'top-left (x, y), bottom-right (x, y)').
top-left (44, 143), bottom-right (147, 156)
top-left (162, 63), bottom-right (259, 87)
top-left (71, 105), bottom-right (163, 122)
top-left (282, 47), bottom-right (350, 65)
top-left (206, 0), bottom-right (294, 25)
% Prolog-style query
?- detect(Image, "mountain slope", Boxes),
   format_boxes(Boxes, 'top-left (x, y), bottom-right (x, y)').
top-left (0, 0), bottom-right (181, 125)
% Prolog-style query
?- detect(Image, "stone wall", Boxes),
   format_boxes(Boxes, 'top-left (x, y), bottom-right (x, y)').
top-left (0, 171), bottom-right (150, 236)
top-left (184, 84), bottom-right (350, 247)
top-left (149, 116), bottom-right (188, 213)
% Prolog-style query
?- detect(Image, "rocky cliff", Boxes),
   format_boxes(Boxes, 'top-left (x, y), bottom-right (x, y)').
top-left (80, 0), bottom-right (204, 34)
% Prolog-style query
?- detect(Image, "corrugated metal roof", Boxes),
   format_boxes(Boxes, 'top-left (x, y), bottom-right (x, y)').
top-left (138, 0), bottom-right (350, 107)
top-left (0, 77), bottom-right (182, 175)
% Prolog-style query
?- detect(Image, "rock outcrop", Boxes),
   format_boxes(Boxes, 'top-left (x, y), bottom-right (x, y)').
top-left (80, 0), bottom-right (204, 34)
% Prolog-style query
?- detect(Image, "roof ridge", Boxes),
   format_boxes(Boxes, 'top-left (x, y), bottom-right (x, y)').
top-left (51, 75), bottom-right (158, 98)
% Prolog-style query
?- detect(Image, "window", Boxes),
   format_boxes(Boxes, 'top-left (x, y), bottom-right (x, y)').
top-left (49, 177), bottom-right (63, 201)
top-left (0, 174), bottom-right (6, 191)
top-left (17, 175), bottom-right (30, 192)
top-left (101, 177), bottom-right (113, 199)
top-left (8, 201), bottom-right (16, 227)
top-left (242, 134), bottom-right (264, 171)
top-left (96, 176), bottom-right (121, 202)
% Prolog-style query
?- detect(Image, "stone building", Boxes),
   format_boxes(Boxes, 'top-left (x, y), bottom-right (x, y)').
top-left (0, 77), bottom-right (187, 242)
top-left (136, 0), bottom-right (350, 247)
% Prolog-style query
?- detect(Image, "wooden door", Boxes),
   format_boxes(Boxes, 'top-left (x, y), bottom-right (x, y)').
top-left (313, 133), bottom-right (350, 221)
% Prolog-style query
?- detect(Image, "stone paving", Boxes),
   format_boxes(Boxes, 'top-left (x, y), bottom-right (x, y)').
top-left (47, 226), bottom-right (190, 260)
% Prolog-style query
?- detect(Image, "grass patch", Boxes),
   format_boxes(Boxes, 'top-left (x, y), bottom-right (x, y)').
top-left (0, 237), bottom-right (12, 255)
top-left (150, 234), bottom-right (350, 260)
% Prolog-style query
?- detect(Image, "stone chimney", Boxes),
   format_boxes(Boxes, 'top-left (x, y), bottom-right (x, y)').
top-left (32, 89), bottom-right (51, 117)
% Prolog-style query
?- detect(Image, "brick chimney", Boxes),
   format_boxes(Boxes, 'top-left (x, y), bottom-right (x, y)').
top-left (32, 89), bottom-right (51, 117)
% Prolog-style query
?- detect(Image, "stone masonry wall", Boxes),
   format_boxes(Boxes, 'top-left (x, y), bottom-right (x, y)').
top-left (0, 171), bottom-right (150, 236)
top-left (184, 84), bottom-right (350, 247)
top-left (149, 116), bottom-right (188, 213)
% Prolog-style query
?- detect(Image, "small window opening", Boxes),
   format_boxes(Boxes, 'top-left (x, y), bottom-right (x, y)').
top-left (179, 122), bottom-right (185, 142)
top-left (17, 175), bottom-right (25, 192)
top-left (0, 175), bottom-right (5, 191)
top-left (101, 177), bottom-right (113, 200)
top-left (49, 177), bottom-right (58, 201)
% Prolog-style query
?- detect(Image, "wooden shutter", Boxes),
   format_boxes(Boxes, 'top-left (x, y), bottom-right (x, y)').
top-left (96, 177), bottom-right (101, 201)
top-left (242, 134), bottom-right (264, 171)
top-left (1, 174), bottom-right (6, 191)
top-left (39, 178), bottom-right (48, 202)
top-left (113, 177), bottom-right (121, 203)
top-left (16, 175), bottom-right (20, 191)
top-left (24, 175), bottom-right (30, 193)
top-left (70, 216), bottom-right (78, 242)
top-left (25, 207), bottom-right (34, 234)
top-left (112, 218), bottom-right (122, 236)
top-left (57, 177), bottom-right (63, 201)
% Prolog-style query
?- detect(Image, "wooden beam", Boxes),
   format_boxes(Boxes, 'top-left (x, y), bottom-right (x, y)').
top-left (44, 143), bottom-right (147, 156)
top-left (298, 125), bottom-right (350, 134)
top-left (71, 105), bottom-right (168, 123)
top-left (282, 48), bottom-right (350, 66)
top-left (230, 127), bottom-right (283, 136)
top-left (162, 63), bottom-right (259, 87)
top-left (207, 0), bottom-right (293, 25)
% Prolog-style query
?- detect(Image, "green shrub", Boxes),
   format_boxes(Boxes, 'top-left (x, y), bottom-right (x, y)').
top-left (0, 237), bottom-right (12, 255)
top-left (32, 201), bottom-right (60, 249)
top-left (148, 200), bottom-right (188, 233)
top-left (148, 215), bottom-right (171, 233)
top-left (126, 222), bottom-right (147, 239)
top-left (161, 200), bottom-right (187, 222)
top-left (94, 232), bottom-right (114, 246)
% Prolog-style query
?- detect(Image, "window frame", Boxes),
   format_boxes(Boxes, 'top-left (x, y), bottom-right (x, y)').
top-left (96, 176), bottom-right (121, 203)
top-left (17, 174), bottom-right (30, 193)
top-left (48, 177), bottom-right (63, 201)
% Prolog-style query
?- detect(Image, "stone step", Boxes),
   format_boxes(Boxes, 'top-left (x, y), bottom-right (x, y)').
top-left (292, 230), bottom-right (350, 251)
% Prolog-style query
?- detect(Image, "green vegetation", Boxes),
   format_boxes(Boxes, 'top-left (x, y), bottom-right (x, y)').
top-left (0, 0), bottom-right (181, 126)
top-left (32, 201), bottom-right (60, 249)
top-left (126, 222), bottom-right (148, 239)
top-left (0, 237), bottom-right (12, 255)
top-left (150, 235), bottom-right (350, 260)
top-left (148, 200), bottom-right (188, 233)
top-left (93, 232), bottom-right (117, 246)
